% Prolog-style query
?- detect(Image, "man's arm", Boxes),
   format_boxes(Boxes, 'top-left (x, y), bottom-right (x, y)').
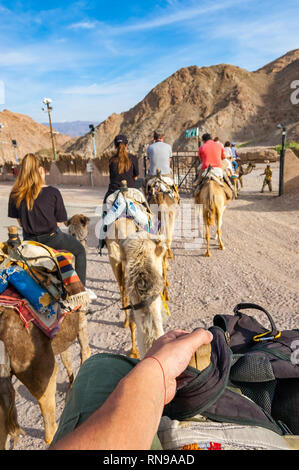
top-left (50, 329), bottom-right (213, 450)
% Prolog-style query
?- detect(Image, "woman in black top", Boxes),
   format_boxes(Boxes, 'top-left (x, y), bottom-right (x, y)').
top-left (104, 134), bottom-right (139, 203)
top-left (8, 153), bottom-right (89, 290)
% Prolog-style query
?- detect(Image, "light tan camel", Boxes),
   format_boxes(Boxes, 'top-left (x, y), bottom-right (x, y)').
top-left (0, 307), bottom-right (90, 449)
top-left (106, 218), bottom-right (169, 359)
top-left (146, 172), bottom-right (180, 261)
top-left (195, 179), bottom-right (232, 257)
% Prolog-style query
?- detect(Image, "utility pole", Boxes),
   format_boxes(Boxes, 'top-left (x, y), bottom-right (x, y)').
top-left (89, 124), bottom-right (97, 159)
top-left (277, 123), bottom-right (287, 197)
top-left (11, 139), bottom-right (19, 164)
top-left (42, 98), bottom-right (57, 161)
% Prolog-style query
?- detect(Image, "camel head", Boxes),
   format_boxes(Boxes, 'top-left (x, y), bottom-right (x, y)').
top-left (64, 214), bottom-right (90, 248)
top-left (119, 232), bottom-right (168, 357)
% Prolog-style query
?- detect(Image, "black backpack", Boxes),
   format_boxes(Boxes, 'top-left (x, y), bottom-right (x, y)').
top-left (164, 303), bottom-right (299, 435)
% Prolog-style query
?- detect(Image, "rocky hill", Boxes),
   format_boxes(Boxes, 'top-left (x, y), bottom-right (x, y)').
top-left (0, 110), bottom-right (71, 164)
top-left (63, 49), bottom-right (299, 158)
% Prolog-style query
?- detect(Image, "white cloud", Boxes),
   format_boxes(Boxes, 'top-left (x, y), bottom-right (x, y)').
top-left (68, 21), bottom-right (97, 30)
top-left (105, 0), bottom-right (243, 35)
top-left (0, 51), bottom-right (38, 67)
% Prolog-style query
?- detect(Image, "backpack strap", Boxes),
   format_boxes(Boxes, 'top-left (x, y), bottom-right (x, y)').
top-left (233, 303), bottom-right (281, 342)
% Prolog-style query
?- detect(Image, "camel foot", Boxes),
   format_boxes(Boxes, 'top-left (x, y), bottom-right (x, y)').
top-left (205, 252), bottom-right (211, 257)
top-left (129, 349), bottom-right (140, 359)
top-left (219, 245), bottom-right (225, 251)
top-left (45, 424), bottom-right (58, 445)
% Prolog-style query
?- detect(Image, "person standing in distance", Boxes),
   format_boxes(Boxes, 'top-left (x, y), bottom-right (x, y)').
top-left (147, 129), bottom-right (172, 177)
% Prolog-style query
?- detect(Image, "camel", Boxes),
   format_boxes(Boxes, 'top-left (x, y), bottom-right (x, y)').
top-left (0, 305), bottom-right (90, 449)
top-left (65, 214), bottom-right (90, 250)
top-left (194, 178), bottom-right (232, 257)
top-left (106, 216), bottom-right (170, 359)
top-left (238, 162), bottom-right (256, 189)
top-left (146, 171), bottom-right (180, 261)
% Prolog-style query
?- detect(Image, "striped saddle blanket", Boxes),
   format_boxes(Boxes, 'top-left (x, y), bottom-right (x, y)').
top-left (0, 241), bottom-right (89, 338)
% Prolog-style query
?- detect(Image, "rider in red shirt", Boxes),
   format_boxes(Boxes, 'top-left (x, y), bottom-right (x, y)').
top-left (198, 134), bottom-right (225, 170)
top-left (195, 133), bottom-right (235, 197)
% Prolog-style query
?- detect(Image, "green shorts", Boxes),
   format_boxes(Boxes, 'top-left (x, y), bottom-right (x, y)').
top-left (52, 353), bottom-right (162, 450)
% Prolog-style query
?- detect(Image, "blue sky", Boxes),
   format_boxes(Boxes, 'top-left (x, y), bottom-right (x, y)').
top-left (0, 0), bottom-right (298, 123)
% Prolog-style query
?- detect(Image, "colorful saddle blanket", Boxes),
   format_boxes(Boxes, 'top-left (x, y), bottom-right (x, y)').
top-left (98, 188), bottom-right (152, 245)
top-left (0, 285), bottom-right (74, 339)
top-left (0, 241), bottom-right (89, 338)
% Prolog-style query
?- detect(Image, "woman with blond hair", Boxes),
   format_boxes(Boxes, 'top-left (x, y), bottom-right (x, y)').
top-left (103, 134), bottom-right (139, 203)
top-left (8, 153), bottom-right (93, 295)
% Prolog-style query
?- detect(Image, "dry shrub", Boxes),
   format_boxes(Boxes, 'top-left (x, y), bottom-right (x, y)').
top-left (93, 150), bottom-right (114, 174)
top-left (53, 152), bottom-right (87, 174)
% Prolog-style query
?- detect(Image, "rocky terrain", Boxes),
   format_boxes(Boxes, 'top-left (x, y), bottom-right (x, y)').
top-left (63, 49), bottom-right (299, 158)
top-left (0, 50), bottom-right (298, 164)
top-left (0, 109), bottom-right (71, 163)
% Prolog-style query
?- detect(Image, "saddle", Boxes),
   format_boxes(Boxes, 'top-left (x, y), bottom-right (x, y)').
top-left (98, 184), bottom-right (152, 254)
top-left (0, 238), bottom-right (89, 338)
top-left (146, 173), bottom-right (180, 203)
top-left (194, 166), bottom-right (233, 199)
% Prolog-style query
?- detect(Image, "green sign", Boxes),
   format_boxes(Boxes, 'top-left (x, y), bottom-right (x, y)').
top-left (185, 127), bottom-right (199, 138)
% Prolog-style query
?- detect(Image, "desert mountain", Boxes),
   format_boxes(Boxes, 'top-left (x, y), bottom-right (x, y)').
top-left (0, 109), bottom-right (71, 164)
top-left (63, 49), bottom-right (299, 158)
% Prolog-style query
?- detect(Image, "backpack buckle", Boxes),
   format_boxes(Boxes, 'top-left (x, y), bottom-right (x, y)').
top-left (253, 330), bottom-right (281, 342)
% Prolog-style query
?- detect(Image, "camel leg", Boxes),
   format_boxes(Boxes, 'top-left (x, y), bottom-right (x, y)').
top-left (216, 209), bottom-right (225, 251)
top-left (120, 265), bottom-right (130, 329)
top-left (36, 361), bottom-right (59, 445)
top-left (129, 313), bottom-right (139, 359)
top-left (197, 204), bottom-right (204, 239)
top-left (205, 221), bottom-right (211, 257)
top-left (77, 311), bottom-right (91, 364)
top-left (234, 179), bottom-right (238, 198)
top-left (60, 350), bottom-right (74, 385)
top-left (162, 256), bottom-right (170, 301)
top-left (166, 210), bottom-right (175, 260)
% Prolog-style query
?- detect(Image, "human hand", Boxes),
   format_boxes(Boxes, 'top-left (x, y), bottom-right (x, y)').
top-left (144, 329), bottom-right (213, 404)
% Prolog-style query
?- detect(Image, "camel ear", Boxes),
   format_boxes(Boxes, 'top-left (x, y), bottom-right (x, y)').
top-left (109, 241), bottom-right (121, 262)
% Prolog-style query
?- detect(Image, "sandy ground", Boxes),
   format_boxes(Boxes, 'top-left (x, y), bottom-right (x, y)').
top-left (0, 163), bottom-right (298, 450)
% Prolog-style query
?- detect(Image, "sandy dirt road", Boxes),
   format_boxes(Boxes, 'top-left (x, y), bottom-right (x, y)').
top-left (0, 163), bottom-right (298, 450)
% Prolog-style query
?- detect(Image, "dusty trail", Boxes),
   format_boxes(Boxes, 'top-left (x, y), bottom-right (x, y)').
top-left (0, 163), bottom-right (298, 449)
